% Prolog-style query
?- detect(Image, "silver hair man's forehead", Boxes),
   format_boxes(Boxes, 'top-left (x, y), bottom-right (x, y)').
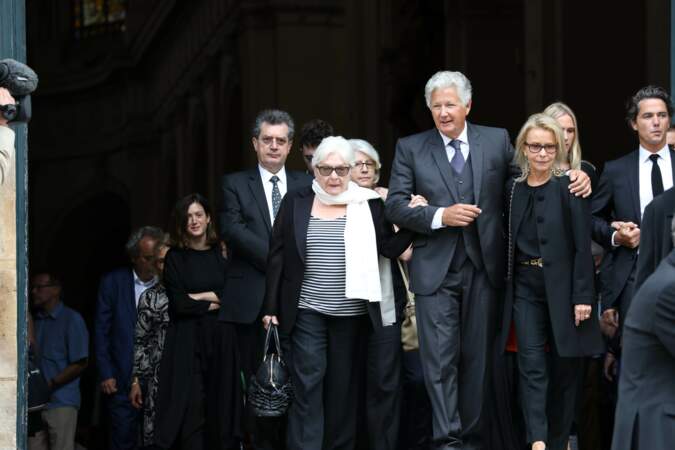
top-left (424, 71), bottom-right (472, 108)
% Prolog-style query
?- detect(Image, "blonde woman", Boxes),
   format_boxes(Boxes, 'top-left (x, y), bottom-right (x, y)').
top-left (498, 114), bottom-right (603, 450)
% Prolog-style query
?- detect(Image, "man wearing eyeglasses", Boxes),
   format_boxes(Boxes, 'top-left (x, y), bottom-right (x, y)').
top-left (385, 71), bottom-right (591, 450)
top-left (218, 109), bottom-right (312, 450)
top-left (30, 272), bottom-right (88, 450)
top-left (297, 118), bottom-right (335, 173)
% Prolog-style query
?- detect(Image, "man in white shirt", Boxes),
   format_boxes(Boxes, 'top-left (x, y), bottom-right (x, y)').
top-left (592, 85), bottom-right (675, 331)
top-left (94, 226), bottom-right (163, 450)
top-left (218, 109), bottom-right (312, 450)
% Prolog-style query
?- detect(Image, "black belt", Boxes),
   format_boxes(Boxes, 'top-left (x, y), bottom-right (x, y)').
top-left (518, 258), bottom-right (543, 268)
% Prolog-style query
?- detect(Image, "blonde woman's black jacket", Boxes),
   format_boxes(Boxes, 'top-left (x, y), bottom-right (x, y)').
top-left (263, 186), bottom-right (413, 335)
top-left (498, 175), bottom-right (603, 357)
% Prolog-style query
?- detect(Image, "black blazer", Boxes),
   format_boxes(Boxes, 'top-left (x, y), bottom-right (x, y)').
top-left (498, 176), bottom-right (603, 357)
top-left (592, 148), bottom-right (675, 309)
top-left (262, 186), bottom-right (413, 335)
top-left (385, 123), bottom-right (517, 295)
top-left (218, 168), bottom-right (312, 324)
top-left (611, 250), bottom-right (675, 450)
top-left (635, 186), bottom-right (675, 290)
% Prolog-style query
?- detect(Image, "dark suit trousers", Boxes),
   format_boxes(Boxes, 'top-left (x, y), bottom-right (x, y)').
top-left (513, 266), bottom-right (581, 450)
top-left (287, 309), bottom-right (367, 450)
top-left (366, 322), bottom-right (402, 450)
top-left (107, 391), bottom-right (141, 450)
top-left (415, 257), bottom-right (497, 450)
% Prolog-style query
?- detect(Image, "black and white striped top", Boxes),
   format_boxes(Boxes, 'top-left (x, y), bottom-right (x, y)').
top-left (298, 216), bottom-right (368, 316)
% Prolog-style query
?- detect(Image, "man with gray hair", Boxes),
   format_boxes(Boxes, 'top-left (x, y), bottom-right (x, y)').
top-left (385, 71), bottom-right (590, 449)
top-left (94, 226), bottom-right (163, 450)
top-left (218, 109), bottom-right (312, 449)
top-left (610, 216), bottom-right (675, 450)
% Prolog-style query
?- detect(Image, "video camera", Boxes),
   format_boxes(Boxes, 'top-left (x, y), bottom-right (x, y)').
top-left (0, 59), bottom-right (39, 123)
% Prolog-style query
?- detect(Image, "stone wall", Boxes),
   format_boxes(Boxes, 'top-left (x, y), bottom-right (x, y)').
top-left (0, 126), bottom-right (17, 449)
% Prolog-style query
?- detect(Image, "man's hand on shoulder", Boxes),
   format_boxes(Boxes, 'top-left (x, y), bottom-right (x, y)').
top-left (568, 169), bottom-right (591, 198)
top-left (442, 204), bottom-right (481, 227)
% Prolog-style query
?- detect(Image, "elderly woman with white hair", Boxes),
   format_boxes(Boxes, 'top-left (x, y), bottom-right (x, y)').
top-left (262, 136), bottom-right (413, 450)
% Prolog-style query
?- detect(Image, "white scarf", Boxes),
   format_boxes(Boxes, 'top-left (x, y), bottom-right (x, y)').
top-left (312, 180), bottom-right (397, 326)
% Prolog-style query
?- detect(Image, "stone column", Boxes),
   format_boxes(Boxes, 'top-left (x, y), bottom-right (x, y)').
top-left (0, 125), bottom-right (17, 449)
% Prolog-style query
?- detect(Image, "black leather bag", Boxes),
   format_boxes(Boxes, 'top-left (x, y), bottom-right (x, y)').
top-left (247, 324), bottom-right (293, 417)
top-left (27, 348), bottom-right (50, 413)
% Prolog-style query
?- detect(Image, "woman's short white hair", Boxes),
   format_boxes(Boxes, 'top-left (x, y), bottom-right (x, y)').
top-left (348, 139), bottom-right (381, 169)
top-left (349, 138), bottom-right (382, 184)
top-left (311, 136), bottom-right (355, 168)
top-left (424, 71), bottom-right (472, 108)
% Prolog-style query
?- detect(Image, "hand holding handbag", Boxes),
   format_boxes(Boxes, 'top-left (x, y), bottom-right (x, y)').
top-left (247, 324), bottom-right (294, 417)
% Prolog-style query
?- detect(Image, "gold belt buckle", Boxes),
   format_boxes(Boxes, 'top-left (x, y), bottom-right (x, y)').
top-left (530, 258), bottom-right (543, 267)
top-left (520, 258), bottom-right (543, 268)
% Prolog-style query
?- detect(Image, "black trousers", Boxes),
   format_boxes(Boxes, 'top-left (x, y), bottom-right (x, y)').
top-left (366, 321), bottom-right (402, 450)
top-left (415, 257), bottom-right (497, 450)
top-left (513, 265), bottom-right (581, 450)
top-left (287, 309), bottom-right (367, 450)
top-left (398, 350), bottom-right (433, 450)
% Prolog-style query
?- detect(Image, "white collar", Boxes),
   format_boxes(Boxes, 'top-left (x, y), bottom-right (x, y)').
top-left (258, 164), bottom-right (287, 184)
top-left (639, 144), bottom-right (670, 163)
top-left (438, 124), bottom-right (468, 148)
top-left (133, 270), bottom-right (157, 287)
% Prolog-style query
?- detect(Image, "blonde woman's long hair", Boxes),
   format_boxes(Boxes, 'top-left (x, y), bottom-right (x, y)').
top-left (514, 113), bottom-right (567, 182)
top-left (543, 102), bottom-right (582, 170)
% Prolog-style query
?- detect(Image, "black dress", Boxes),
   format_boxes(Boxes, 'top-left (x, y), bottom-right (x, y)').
top-left (154, 246), bottom-right (243, 450)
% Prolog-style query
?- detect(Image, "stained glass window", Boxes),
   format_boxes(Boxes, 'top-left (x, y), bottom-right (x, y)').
top-left (73, 0), bottom-right (127, 38)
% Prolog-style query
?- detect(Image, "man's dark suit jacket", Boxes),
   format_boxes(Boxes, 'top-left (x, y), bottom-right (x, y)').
top-left (262, 186), bottom-right (413, 335)
top-left (592, 148), bottom-right (675, 309)
top-left (218, 168), bottom-right (312, 324)
top-left (498, 177), bottom-right (603, 357)
top-left (94, 268), bottom-right (136, 391)
top-left (611, 250), bottom-right (675, 450)
top-left (635, 186), bottom-right (675, 289)
top-left (385, 123), bottom-right (515, 295)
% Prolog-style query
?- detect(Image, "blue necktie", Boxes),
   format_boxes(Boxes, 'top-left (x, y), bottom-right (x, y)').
top-left (449, 139), bottom-right (465, 174)
top-left (270, 175), bottom-right (281, 219)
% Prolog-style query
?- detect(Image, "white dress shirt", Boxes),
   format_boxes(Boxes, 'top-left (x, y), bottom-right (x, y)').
top-left (610, 145), bottom-right (673, 247)
top-left (431, 126), bottom-right (470, 229)
top-left (638, 145), bottom-right (673, 218)
top-left (133, 271), bottom-right (158, 308)
top-left (258, 164), bottom-right (288, 225)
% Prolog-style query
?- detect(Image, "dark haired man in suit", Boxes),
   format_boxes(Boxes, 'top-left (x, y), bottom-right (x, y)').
top-left (218, 109), bottom-right (312, 449)
top-left (592, 85), bottom-right (675, 331)
top-left (385, 71), bottom-right (590, 450)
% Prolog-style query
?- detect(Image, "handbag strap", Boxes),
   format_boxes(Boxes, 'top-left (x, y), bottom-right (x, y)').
top-left (396, 260), bottom-right (413, 305)
top-left (263, 324), bottom-right (283, 360)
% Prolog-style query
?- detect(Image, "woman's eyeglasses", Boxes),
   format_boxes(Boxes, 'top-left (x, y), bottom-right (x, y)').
top-left (315, 165), bottom-right (351, 176)
top-left (525, 143), bottom-right (557, 154)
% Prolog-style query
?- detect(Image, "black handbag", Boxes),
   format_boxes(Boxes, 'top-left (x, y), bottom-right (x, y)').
top-left (247, 324), bottom-right (293, 417)
top-left (27, 348), bottom-right (50, 413)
